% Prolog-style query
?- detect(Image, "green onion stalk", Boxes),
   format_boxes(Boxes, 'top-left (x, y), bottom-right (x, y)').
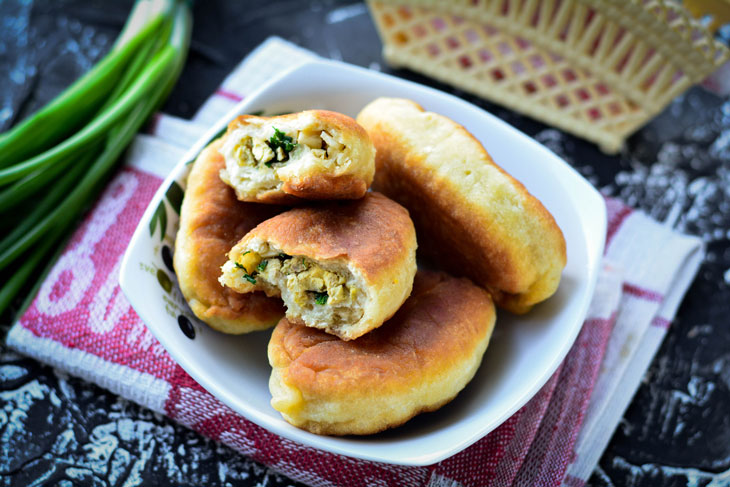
top-left (0, 0), bottom-right (193, 317)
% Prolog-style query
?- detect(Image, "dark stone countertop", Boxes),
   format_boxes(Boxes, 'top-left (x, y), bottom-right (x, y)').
top-left (1, 1), bottom-right (729, 485)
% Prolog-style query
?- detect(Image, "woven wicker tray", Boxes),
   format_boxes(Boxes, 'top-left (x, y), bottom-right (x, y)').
top-left (368, 0), bottom-right (728, 153)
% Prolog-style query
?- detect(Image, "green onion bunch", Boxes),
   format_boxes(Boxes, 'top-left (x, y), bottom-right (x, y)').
top-left (0, 0), bottom-right (192, 317)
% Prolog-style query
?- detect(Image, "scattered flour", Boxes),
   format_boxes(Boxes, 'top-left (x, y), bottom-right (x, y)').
top-left (0, 355), bottom-right (302, 486)
top-left (0, 364), bottom-right (26, 381)
top-left (612, 456), bottom-right (730, 487)
top-left (325, 3), bottom-right (367, 24)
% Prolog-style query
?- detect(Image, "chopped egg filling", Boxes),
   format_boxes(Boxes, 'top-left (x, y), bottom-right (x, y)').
top-left (219, 123), bottom-right (350, 197)
top-left (220, 244), bottom-right (365, 329)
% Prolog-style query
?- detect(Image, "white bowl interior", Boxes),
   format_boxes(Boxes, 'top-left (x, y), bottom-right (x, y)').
top-left (120, 60), bottom-right (606, 466)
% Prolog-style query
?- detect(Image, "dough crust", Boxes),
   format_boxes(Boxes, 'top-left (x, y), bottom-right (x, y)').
top-left (173, 140), bottom-right (285, 334)
top-left (219, 192), bottom-right (417, 340)
top-left (268, 271), bottom-right (496, 435)
top-left (357, 97), bottom-right (567, 313)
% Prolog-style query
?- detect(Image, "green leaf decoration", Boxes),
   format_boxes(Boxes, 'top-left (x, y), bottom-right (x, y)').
top-left (156, 268), bottom-right (172, 293)
top-left (149, 200), bottom-right (167, 241)
top-left (165, 181), bottom-right (184, 215)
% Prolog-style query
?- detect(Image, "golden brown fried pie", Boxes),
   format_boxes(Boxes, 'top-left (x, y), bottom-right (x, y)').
top-left (267, 270), bottom-right (496, 435)
top-left (218, 110), bottom-right (375, 204)
top-left (357, 97), bottom-right (567, 313)
top-left (218, 192), bottom-right (417, 340)
top-left (173, 140), bottom-right (285, 334)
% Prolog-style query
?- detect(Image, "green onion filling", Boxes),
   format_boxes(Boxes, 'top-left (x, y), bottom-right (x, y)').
top-left (268, 127), bottom-right (296, 153)
top-left (234, 262), bottom-right (257, 284)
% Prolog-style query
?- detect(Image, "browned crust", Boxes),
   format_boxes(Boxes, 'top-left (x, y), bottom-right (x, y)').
top-left (242, 189), bottom-right (302, 206)
top-left (281, 173), bottom-right (368, 200)
top-left (357, 98), bottom-right (567, 313)
top-left (269, 270), bottom-right (496, 434)
top-left (239, 192), bottom-right (415, 284)
top-left (243, 173), bottom-right (368, 204)
top-left (173, 140), bottom-right (285, 333)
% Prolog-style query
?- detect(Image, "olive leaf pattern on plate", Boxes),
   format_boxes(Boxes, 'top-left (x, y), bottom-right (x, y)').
top-left (143, 108), bottom-right (284, 339)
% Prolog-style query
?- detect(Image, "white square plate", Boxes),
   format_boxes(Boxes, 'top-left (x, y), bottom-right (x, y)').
top-left (120, 59), bottom-right (606, 466)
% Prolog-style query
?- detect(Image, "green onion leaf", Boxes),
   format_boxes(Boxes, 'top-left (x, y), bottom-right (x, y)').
top-left (234, 261), bottom-right (257, 284)
top-left (268, 127), bottom-right (296, 153)
top-left (0, 0), bottom-right (192, 318)
top-left (0, 8), bottom-right (166, 169)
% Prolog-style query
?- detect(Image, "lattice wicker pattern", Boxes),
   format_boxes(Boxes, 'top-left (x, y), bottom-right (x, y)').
top-left (368, 0), bottom-right (729, 153)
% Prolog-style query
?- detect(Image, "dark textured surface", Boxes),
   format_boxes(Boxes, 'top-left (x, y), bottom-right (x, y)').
top-left (1, 1), bottom-right (729, 485)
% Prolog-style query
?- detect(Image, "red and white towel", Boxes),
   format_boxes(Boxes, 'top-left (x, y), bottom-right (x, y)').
top-left (7, 38), bottom-right (704, 487)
